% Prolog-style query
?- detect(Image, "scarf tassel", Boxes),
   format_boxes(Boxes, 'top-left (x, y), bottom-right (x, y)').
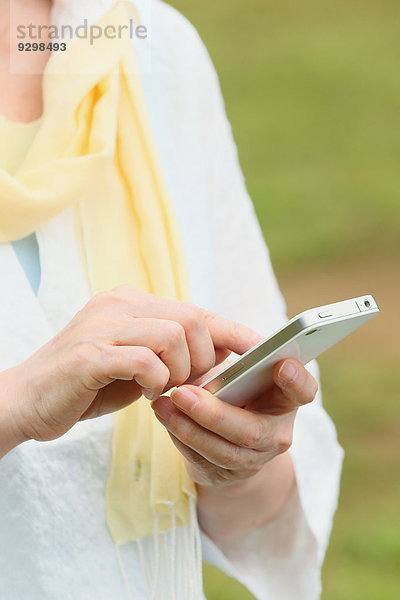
top-left (115, 495), bottom-right (203, 600)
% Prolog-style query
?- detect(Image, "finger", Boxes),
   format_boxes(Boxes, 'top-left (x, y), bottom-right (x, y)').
top-left (191, 355), bottom-right (235, 386)
top-left (95, 287), bottom-right (259, 376)
top-left (169, 386), bottom-right (296, 458)
top-left (167, 434), bottom-right (259, 487)
top-left (171, 303), bottom-right (217, 380)
top-left (204, 311), bottom-right (263, 355)
top-left (214, 347), bottom-right (232, 366)
top-left (87, 345), bottom-right (170, 400)
top-left (106, 318), bottom-right (191, 387)
top-left (95, 286), bottom-right (260, 378)
top-left (140, 302), bottom-right (217, 381)
top-left (152, 396), bottom-right (255, 469)
top-left (245, 385), bottom-right (299, 415)
top-left (105, 290), bottom-right (217, 380)
top-left (169, 384), bottom-right (277, 451)
top-left (272, 359), bottom-right (318, 407)
top-left (167, 433), bottom-right (210, 473)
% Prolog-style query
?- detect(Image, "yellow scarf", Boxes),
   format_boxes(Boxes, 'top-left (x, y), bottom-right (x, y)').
top-left (0, 1), bottom-right (199, 589)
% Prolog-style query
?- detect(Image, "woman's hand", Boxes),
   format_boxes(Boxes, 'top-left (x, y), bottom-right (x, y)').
top-left (151, 358), bottom-right (318, 539)
top-left (0, 285), bottom-right (261, 454)
top-left (152, 358), bottom-right (317, 487)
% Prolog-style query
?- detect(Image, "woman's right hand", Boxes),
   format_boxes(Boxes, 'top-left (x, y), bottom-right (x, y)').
top-left (0, 285), bottom-right (262, 455)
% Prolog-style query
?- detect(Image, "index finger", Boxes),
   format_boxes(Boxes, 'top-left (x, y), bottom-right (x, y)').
top-left (203, 311), bottom-right (263, 355)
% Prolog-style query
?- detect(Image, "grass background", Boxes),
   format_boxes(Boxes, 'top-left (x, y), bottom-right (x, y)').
top-left (166, 1), bottom-right (400, 598)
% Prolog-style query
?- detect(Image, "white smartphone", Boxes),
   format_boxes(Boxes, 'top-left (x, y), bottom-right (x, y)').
top-left (201, 295), bottom-right (379, 406)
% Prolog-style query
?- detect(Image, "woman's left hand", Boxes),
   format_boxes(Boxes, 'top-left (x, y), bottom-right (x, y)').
top-left (151, 357), bottom-right (318, 488)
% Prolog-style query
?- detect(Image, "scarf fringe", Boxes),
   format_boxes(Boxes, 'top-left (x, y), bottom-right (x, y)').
top-left (115, 496), bottom-right (203, 600)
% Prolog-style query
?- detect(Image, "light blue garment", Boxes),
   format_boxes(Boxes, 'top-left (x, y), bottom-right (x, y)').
top-left (11, 234), bottom-right (41, 295)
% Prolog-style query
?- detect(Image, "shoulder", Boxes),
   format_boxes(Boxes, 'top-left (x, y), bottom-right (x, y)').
top-left (152, 1), bottom-right (211, 60)
top-left (136, 0), bottom-right (220, 92)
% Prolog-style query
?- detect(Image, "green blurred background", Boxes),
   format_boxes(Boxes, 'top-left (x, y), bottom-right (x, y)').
top-left (167, 1), bottom-right (400, 598)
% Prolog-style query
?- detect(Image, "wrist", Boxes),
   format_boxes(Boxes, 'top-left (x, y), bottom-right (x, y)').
top-left (0, 367), bottom-right (30, 458)
top-left (196, 452), bottom-right (296, 542)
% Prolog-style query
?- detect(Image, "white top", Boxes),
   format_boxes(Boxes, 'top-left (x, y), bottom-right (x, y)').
top-left (0, 1), bottom-right (344, 598)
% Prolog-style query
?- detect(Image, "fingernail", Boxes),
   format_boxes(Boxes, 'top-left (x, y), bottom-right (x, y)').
top-left (278, 360), bottom-right (298, 384)
top-left (151, 398), bottom-right (174, 423)
top-left (171, 387), bottom-right (199, 412)
top-left (142, 388), bottom-right (158, 401)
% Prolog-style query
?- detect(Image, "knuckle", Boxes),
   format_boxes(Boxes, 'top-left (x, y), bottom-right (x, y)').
top-left (158, 366), bottom-right (170, 389)
top-left (210, 470), bottom-right (235, 486)
top-left (106, 286), bottom-right (129, 305)
top-left (72, 340), bottom-right (102, 366)
top-left (229, 321), bottom-right (243, 345)
top-left (173, 367), bottom-right (191, 388)
top-left (244, 461), bottom-right (263, 478)
top-left (167, 364), bottom-right (191, 389)
top-left (181, 303), bottom-right (203, 331)
top-left (133, 346), bottom-right (155, 372)
top-left (204, 355), bottom-right (216, 373)
top-left (276, 431), bottom-right (293, 454)
top-left (308, 377), bottom-right (319, 402)
top-left (190, 452), bottom-right (208, 470)
top-left (67, 340), bottom-right (110, 387)
top-left (111, 284), bottom-right (134, 297)
top-left (88, 290), bottom-right (109, 309)
top-left (220, 444), bottom-right (241, 469)
top-left (95, 285), bottom-right (143, 308)
top-left (164, 321), bottom-right (186, 348)
top-left (241, 420), bottom-right (264, 449)
top-left (252, 458), bottom-right (264, 475)
top-left (192, 351), bottom-right (216, 379)
top-left (89, 287), bottom-right (127, 311)
top-left (296, 372), bottom-right (318, 405)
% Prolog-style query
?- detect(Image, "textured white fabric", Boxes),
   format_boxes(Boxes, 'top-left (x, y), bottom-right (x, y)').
top-left (201, 488), bottom-right (320, 600)
top-left (0, 1), bottom-right (343, 598)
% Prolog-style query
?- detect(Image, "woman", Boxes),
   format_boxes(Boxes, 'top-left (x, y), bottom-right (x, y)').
top-left (0, 0), bottom-right (343, 598)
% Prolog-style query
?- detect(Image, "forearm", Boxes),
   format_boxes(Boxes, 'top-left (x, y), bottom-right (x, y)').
top-left (196, 451), bottom-right (296, 543)
top-left (0, 423), bottom-right (20, 459)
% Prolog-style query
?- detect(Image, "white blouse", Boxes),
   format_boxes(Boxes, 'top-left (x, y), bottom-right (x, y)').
top-left (0, 1), bottom-right (344, 598)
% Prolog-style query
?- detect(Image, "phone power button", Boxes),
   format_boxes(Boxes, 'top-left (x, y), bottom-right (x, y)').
top-left (318, 311), bottom-right (333, 318)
